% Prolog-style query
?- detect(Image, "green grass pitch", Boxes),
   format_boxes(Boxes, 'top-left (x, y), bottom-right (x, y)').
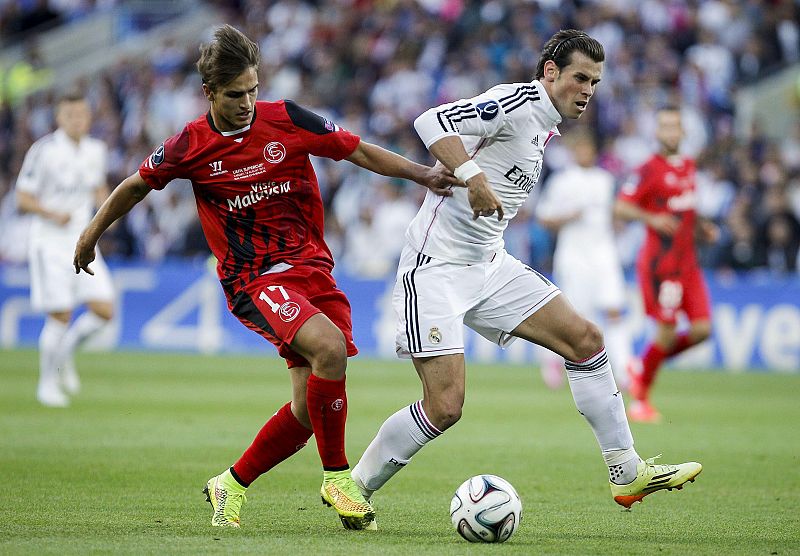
top-left (1, 349), bottom-right (798, 555)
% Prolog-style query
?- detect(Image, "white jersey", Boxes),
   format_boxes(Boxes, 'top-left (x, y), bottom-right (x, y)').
top-left (411, 80), bottom-right (561, 263)
top-left (535, 164), bottom-right (626, 312)
top-left (535, 164), bottom-right (619, 271)
top-left (16, 128), bottom-right (107, 247)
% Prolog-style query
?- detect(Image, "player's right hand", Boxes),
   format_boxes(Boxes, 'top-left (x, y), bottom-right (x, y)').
top-left (648, 213), bottom-right (680, 236)
top-left (421, 161), bottom-right (463, 196)
top-left (466, 174), bottom-right (504, 221)
top-left (50, 212), bottom-right (71, 226)
top-left (73, 235), bottom-right (96, 275)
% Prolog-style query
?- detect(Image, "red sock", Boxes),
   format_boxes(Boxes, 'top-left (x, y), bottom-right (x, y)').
top-left (306, 374), bottom-right (348, 470)
top-left (667, 332), bottom-right (693, 357)
top-left (639, 342), bottom-right (669, 398)
top-left (232, 402), bottom-right (313, 486)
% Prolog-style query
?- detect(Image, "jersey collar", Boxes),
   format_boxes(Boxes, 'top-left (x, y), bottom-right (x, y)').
top-left (533, 80), bottom-right (562, 129)
top-left (206, 106), bottom-right (257, 136)
top-left (53, 127), bottom-right (84, 148)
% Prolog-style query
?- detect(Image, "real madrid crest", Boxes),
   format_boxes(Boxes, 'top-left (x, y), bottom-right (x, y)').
top-left (428, 327), bottom-right (442, 344)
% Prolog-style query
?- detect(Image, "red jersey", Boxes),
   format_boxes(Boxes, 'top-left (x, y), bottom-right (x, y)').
top-left (139, 100), bottom-right (360, 294)
top-left (618, 154), bottom-right (698, 276)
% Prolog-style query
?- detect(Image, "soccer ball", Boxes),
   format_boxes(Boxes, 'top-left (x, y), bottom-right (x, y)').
top-left (450, 474), bottom-right (522, 543)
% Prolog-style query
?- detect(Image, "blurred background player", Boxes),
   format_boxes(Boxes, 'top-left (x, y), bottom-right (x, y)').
top-left (15, 90), bottom-right (114, 408)
top-left (535, 130), bottom-right (632, 390)
top-left (73, 25), bottom-right (455, 530)
top-left (615, 106), bottom-right (719, 423)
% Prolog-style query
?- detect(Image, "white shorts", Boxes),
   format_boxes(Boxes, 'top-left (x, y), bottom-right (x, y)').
top-left (553, 254), bottom-right (626, 317)
top-left (393, 246), bottom-right (561, 358)
top-left (29, 241), bottom-right (114, 313)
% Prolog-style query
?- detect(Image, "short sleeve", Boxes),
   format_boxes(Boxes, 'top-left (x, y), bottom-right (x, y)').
top-left (283, 100), bottom-right (360, 160)
top-left (413, 83), bottom-right (529, 148)
top-left (138, 127), bottom-right (191, 190)
top-left (15, 139), bottom-right (48, 195)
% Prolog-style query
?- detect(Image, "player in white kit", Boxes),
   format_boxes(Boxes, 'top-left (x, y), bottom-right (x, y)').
top-left (352, 30), bottom-right (701, 516)
top-left (16, 91), bottom-right (115, 407)
top-left (535, 130), bottom-right (632, 389)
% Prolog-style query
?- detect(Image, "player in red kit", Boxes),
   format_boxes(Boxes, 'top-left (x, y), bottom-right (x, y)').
top-left (73, 25), bottom-right (457, 530)
top-left (615, 106), bottom-right (718, 423)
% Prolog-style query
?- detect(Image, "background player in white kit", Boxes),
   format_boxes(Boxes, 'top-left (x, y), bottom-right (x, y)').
top-left (16, 91), bottom-right (114, 407)
top-left (352, 30), bottom-right (701, 516)
top-left (535, 130), bottom-right (632, 390)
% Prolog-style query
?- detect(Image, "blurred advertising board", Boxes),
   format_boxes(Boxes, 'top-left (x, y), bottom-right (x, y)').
top-left (1, 260), bottom-right (798, 372)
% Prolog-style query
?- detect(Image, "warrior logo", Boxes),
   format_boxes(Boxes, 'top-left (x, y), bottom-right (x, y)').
top-left (331, 399), bottom-right (344, 411)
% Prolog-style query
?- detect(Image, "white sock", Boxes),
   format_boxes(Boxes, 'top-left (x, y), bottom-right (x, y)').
top-left (564, 349), bottom-right (639, 484)
top-left (607, 453), bottom-right (641, 485)
top-left (62, 311), bottom-right (108, 357)
top-left (352, 400), bottom-right (442, 497)
top-left (39, 317), bottom-right (69, 388)
top-left (604, 315), bottom-right (632, 390)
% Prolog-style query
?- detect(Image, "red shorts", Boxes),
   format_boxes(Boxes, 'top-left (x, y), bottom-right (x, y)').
top-left (637, 264), bottom-right (711, 325)
top-left (226, 265), bottom-right (358, 368)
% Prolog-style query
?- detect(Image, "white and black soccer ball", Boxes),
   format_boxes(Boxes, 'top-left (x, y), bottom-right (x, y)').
top-left (450, 474), bottom-right (522, 543)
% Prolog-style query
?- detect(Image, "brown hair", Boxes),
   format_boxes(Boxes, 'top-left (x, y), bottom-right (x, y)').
top-left (657, 104), bottom-right (682, 115)
top-left (57, 88), bottom-right (86, 104)
top-left (535, 29), bottom-right (604, 80)
top-left (196, 24), bottom-right (260, 91)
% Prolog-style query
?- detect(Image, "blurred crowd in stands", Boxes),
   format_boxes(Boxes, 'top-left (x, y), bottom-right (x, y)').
top-left (1, 0), bottom-right (799, 277)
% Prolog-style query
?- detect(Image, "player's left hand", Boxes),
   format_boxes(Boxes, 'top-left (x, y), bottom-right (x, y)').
top-left (419, 162), bottom-right (463, 196)
top-left (73, 234), bottom-right (97, 275)
top-left (699, 220), bottom-right (720, 243)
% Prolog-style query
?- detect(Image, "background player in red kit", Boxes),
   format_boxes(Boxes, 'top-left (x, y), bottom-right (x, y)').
top-left (615, 106), bottom-right (718, 423)
top-left (73, 25), bottom-right (456, 530)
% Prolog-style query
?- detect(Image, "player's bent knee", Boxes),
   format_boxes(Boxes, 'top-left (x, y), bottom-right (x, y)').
top-left (573, 320), bottom-right (604, 361)
top-left (693, 322), bottom-right (712, 343)
top-left (309, 332), bottom-right (348, 376)
top-left (96, 309), bottom-right (114, 321)
top-left (87, 301), bottom-right (114, 320)
top-left (428, 398), bottom-right (463, 431)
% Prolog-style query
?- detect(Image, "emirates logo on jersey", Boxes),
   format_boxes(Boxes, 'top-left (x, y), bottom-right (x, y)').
top-left (264, 141), bottom-right (286, 164)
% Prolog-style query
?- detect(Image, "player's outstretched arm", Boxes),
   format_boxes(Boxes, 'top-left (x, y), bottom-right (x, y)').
top-left (614, 198), bottom-right (679, 236)
top-left (74, 172), bottom-right (151, 275)
top-left (345, 140), bottom-right (461, 196)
